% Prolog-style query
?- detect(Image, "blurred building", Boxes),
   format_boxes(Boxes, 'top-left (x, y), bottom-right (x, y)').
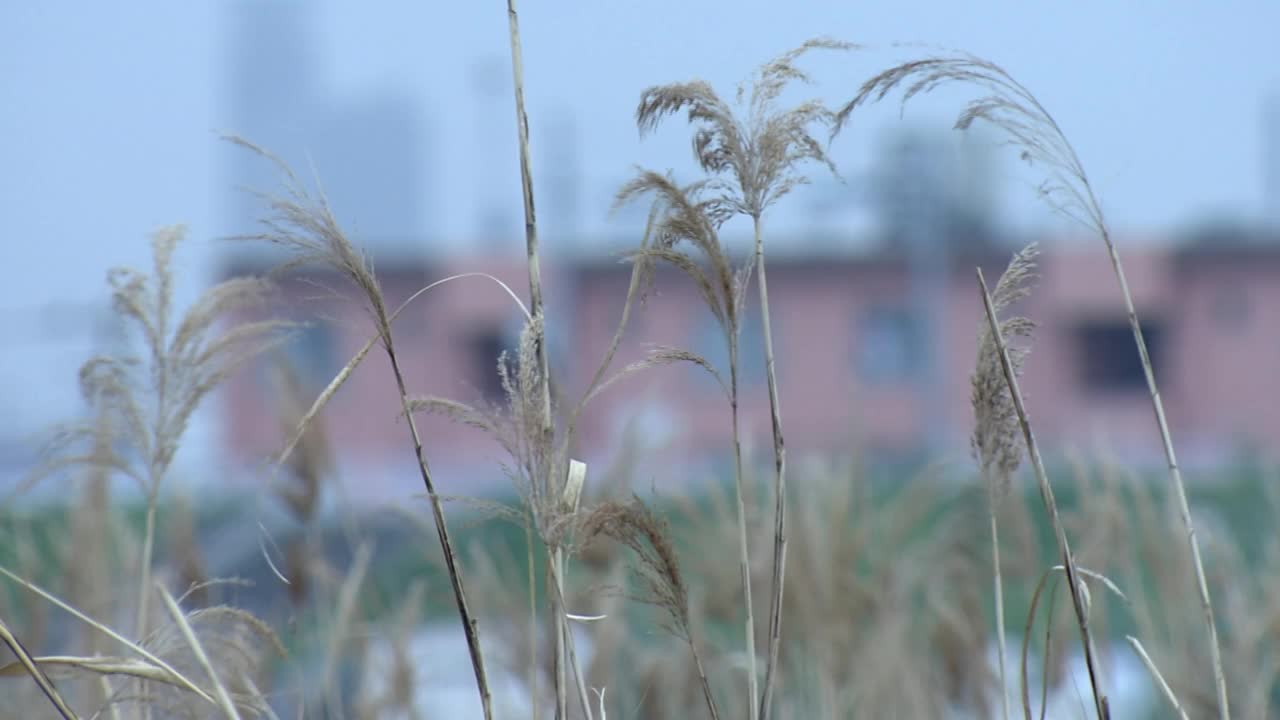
top-left (221, 1), bottom-right (428, 248)
top-left (220, 228), bottom-right (1280, 501)
top-left (212, 4), bottom-right (1280, 501)
top-left (1266, 93), bottom-right (1280, 230)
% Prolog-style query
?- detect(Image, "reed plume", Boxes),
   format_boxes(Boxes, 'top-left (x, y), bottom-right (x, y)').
top-left (630, 39), bottom-right (853, 717)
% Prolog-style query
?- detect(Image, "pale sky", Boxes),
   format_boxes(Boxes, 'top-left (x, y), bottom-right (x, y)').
top-left (2, 1), bottom-right (1278, 458)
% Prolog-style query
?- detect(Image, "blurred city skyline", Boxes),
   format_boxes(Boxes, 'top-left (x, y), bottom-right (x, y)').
top-left (3, 1), bottom-right (1279, 485)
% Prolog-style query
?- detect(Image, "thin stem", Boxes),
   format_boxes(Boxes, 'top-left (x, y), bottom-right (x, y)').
top-left (504, 0), bottom-right (554, 486)
top-left (977, 268), bottom-right (1109, 720)
top-left (136, 496), bottom-right (157, 720)
top-left (564, 211), bottom-right (655, 454)
top-left (545, 551), bottom-right (596, 720)
top-left (691, 639), bottom-right (722, 720)
top-left (0, 564), bottom-right (215, 705)
top-left (727, 347), bottom-right (760, 720)
top-left (754, 218), bottom-right (788, 720)
top-left (155, 584), bottom-right (241, 720)
top-left (384, 335), bottom-right (493, 720)
top-left (990, 508), bottom-right (1010, 720)
top-left (527, 517), bottom-right (539, 720)
top-left (1092, 217), bottom-right (1229, 720)
top-left (0, 617), bottom-right (79, 720)
top-left (1125, 636), bottom-right (1190, 720)
top-left (551, 548), bottom-right (568, 719)
top-left (140, 251), bottom-right (172, 645)
top-left (135, 500), bottom-right (157, 638)
top-left (1021, 569), bottom-right (1059, 720)
top-left (275, 271), bottom-right (529, 473)
top-left (1000, 65), bottom-right (1227, 718)
top-left (505, 4), bottom-right (564, 716)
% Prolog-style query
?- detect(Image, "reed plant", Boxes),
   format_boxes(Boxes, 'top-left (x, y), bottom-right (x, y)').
top-left (0, 14), bottom-right (1257, 720)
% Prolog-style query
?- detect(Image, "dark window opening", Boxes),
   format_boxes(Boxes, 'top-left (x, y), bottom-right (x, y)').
top-left (255, 320), bottom-right (335, 393)
top-left (857, 306), bottom-right (923, 384)
top-left (1076, 320), bottom-right (1163, 391)
top-left (1211, 286), bottom-right (1251, 332)
top-left (292, 322), bottom-right (337, 388)
top-left (693, 308), bottom-right (765, 389)
top-left (471, 328), bottom-right (517, 404)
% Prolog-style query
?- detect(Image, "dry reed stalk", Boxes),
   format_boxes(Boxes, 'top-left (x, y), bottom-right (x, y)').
top-left (274, 270), bottom-right (529, 471)
top-left (1125, 636), bottom-right (1190, 720)
top-left (971, 244), bottom-right (1039, 720)
top-left (408, 321), bottom-right (614, 717)
top-left (99, 674), bottom-right (123, 720)
top-left (565, 206), bottom-right (656, 443)
top-left (615, 168), bottom-right (756, 716)
top-left (752, 217), bottom-right (787, 720)
top-left (229, 136), bottom-right (494, 719)
top-left (628, 42), bottom-right (854, 715)
top-left (382, 319), bottom-right (496, 720)
top-left (836, 53), bottom-right (1228, 719)
top-left (727, 335), bottom-right (757, 720)
top-left (0, 654), bottom-right (226, 689)
top-left (154, 584), bottom-right (241, 720)
top-left (502, 4), bottom-right (576, 717)
top-left (579, 497), bottom-right (720, 720)
top-left (503, 0), bottom-right (553, 462)
top-left (544, 547), bottom-right (602, 720)
top-left (0, 616), bottom-right (79, 719)
top-left (23, 226), bottom-right (289, 720)
top-left (1020, 569), bottom-right (1061, 720)
top-left (1019, 564), bottom-right (1128, 719)
top-left (526, 516), bottom-right (539, 720)
top-left (977, 269), bottom-right (1109, 720)
top-left (1095, 149), bottom-right (1230, 720)
top-left (0, 565), bottom-right (215, 706)
top-left (989, 513), bottom-right (1010, 720)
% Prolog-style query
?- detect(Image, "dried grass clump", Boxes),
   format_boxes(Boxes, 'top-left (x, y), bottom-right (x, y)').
top-left (353, 580), bottom-right (426, 719)
top-left (1062, 460), bottom-right (1274, 720)
top-left (578, 498), bottom-right (689, 640)
top-left (270, 355), bottom-right (330, 525)
top-left (0, 226), bottom-right (293, 718)
top-left (578, 496), bottom-right (719, 718)
top-left (559, 462), bottom-right (997, 719)
top-left (266, 354), bottom-right (332, 609)
top-left (63, 227), bottom-right (289, 637)
top-left (141, 597), bottom-right (285, 719)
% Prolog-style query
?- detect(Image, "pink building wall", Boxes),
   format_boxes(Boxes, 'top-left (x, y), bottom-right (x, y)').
top-left (221, 238), bottom-right (1280, 500)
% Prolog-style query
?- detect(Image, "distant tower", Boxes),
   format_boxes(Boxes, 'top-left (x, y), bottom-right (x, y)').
top-left (874, 128), bottom-right (947, 453)
top-left (1265, 93), bottom-right (1280, 231)
top-left (875, 129), bottom-right (945, 248)
top-left (222, 1), bottom-right (317, 239)
top-left (222, 0), bottom-right (426, 250)
top-left (948, 130), bottom-right (1000, 248)
top-left (541, 107), bottom-right (581, 253)
top-left (470, 58), bottom-right (513, 252)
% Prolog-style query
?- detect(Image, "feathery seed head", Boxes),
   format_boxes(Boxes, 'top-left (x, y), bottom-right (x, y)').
top-left (579, 496), bottom-right (692, 641)
top-left (635, 38), bottom-right (851, 220)
top-left (971, 243), bottom-right (1039, 501)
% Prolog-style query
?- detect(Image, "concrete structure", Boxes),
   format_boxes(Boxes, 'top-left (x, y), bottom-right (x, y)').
top-left (219, 230), bottom-right (1280, 501)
